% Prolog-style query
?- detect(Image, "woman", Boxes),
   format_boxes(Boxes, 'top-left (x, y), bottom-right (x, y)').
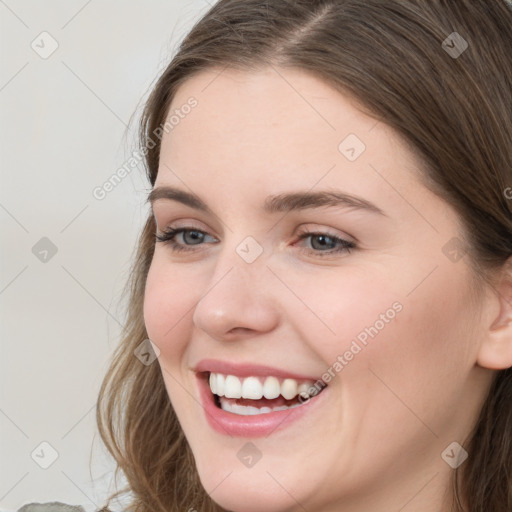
top-left (96, 1), bottom-right (512, 511)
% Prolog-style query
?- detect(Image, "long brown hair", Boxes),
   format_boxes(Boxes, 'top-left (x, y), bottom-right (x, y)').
top-left (96, 1), bottom-right (512, 510)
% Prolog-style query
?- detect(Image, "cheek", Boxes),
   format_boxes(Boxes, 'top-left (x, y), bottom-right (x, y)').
top-left (338, 260), bottom-right (479, 436)
top-left (143, 256), bottom-right (199, 360)
top-left (280, 264), bottom-right (402, 363)
top-left (379, 268), bottom-right (475, 377)
top-left (302, 256), bottom-right (477, 413)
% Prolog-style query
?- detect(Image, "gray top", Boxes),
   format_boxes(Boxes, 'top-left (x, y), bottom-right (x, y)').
top-left (17, 503), bottom-right (86, 512)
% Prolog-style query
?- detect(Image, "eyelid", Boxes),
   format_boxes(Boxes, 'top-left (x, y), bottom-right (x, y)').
top-left (295, 224), bottom-right (355, 243)
top-left (155, 224), bottom-right (356, 258)
top-left (154, 216), bottom-right (216, 235)
top-left (155, 223), bottom-right (351, 243)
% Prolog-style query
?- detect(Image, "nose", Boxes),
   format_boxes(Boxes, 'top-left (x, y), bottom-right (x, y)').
top-left (192, 250), bottom-right (280, 341)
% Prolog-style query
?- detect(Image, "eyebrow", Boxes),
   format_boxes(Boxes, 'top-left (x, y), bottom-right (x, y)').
top-left (147, 186), bottom-right (386, 216)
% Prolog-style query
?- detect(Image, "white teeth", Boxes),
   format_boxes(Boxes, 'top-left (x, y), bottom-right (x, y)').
top-left (208, 372), bottom-right (319, 401)
top-left (209, 373), bottom-right (217, 395)
top-left (263, 376), bottom-right (280, 399)
top-left (216, 374), bottom-right (225, 396)
top-left (219, 396), bottom-right (305, 415)
top-left (281, 378), bottom-right (298, 400)
top-left (297, 383), bottom-right (310, 399)
top-left (241, 376), bottom-right (263, 399)
top-left (224, 375), bottom-right (242, 398)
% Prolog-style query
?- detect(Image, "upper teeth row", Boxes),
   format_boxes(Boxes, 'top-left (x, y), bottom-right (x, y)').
top-left (209, 372), bottom-right (317, 400)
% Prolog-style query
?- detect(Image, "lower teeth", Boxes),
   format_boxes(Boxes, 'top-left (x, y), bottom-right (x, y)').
top-left (218, 396), bottom-right (304, 415)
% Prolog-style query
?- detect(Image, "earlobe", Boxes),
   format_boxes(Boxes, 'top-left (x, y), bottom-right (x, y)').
top-left (476, 258), bottom-right (512, 370)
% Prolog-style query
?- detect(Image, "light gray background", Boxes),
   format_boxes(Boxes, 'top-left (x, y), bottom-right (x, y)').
top-left (0, 1), bottom-right (212, 509)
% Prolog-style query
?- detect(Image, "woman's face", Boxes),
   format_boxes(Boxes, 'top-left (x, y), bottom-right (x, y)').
top-left (144, 67), bottom-right (494, 512)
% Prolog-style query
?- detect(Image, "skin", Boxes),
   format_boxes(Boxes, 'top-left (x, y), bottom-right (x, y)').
top-left (143, 66), bottom-right (512, 512)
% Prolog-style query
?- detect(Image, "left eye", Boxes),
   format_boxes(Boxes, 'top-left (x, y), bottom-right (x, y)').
top-left (155, 227), bottom-right (356, 256)
top-left (295, 231), bottom-right (355, 255)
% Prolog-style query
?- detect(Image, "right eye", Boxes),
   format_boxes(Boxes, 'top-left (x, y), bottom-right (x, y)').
top-left (155, 227), bottom-right (219, 252)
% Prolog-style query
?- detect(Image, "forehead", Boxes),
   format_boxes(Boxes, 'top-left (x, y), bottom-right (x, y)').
top-left (165, 66), bottom-right (375, 157)
top-left (157, 67), bottom-right (426, 215)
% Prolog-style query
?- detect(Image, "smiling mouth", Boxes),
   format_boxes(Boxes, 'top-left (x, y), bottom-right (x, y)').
top-left (206, 371), bottom-right (326, 416)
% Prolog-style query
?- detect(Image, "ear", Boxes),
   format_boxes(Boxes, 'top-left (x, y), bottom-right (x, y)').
top-left (477, 257), bottom-right (512, 370)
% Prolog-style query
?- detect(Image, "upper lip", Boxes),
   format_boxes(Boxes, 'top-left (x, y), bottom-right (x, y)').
top-left (193, 358), bottom-right (324, 382)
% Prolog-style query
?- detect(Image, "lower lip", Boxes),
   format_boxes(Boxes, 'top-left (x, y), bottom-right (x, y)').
top-left (197, 374), bottom-right (328, 438)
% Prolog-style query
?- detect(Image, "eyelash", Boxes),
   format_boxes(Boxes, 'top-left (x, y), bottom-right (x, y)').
top-left (155, 227), bottom-right (355, 257)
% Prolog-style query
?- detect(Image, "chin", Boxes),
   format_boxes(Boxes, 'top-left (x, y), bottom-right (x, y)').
top-left (198, 468), bottom-right (303, 512)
